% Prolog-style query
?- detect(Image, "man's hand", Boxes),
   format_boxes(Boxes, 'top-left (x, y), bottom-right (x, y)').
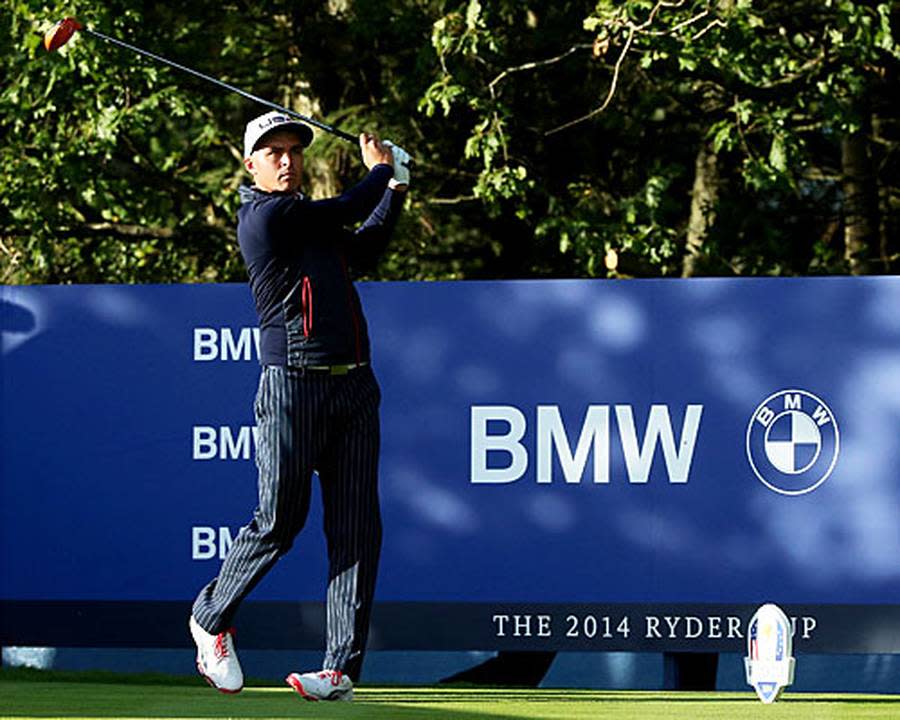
top-left (383, 141), bottom-right (411, 192)
top-left (360, 133), bottom-right (393, 170)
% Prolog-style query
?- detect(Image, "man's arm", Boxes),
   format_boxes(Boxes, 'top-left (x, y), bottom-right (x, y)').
top-left (348, 140), bottom-right (410, 270)
top-left (306, 164), bottom-right (393, 224)
top-left (275, 134), bottom-right (395, 229)
top-left (348, 186), bottom-right (407, 270)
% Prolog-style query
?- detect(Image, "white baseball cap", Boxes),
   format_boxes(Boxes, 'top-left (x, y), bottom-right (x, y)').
top-left (243, 111), bottom-right (314, 158)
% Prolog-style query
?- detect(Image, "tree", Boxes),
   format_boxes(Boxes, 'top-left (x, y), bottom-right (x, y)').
top-left (0, 0), bottom-right (494, 283)
top-left (1, 1), bottom-right (898, 283)
top-left (423, 0), bottom-right (900, 277)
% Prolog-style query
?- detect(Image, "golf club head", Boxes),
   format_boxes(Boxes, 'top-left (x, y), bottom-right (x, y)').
top-left (44, 18), bottom-right (82, 52)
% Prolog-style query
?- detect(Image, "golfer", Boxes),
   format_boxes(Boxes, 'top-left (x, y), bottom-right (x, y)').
top-left (189, 111), bottom-right (409, 702)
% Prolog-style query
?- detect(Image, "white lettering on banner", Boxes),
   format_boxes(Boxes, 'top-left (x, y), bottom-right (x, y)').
top-left (489, 612), bottom-right (817, 643)
top-left (537, 615), bottom-right (552, 637)
top-left (644, 615), bottom-right (808, 641)
top-left (514, 615), bottom-right (535, 637)
top-left (616, 405), bottom-right (703, 484)
top-left (493, 614), bottom-right (510, 637)
top-left (470, 406), bottom-right (528, 483)
top-left (755, 406), bottom-right (776, 427)
top-left (537, 406), bottom-right (609, 484)
top-left (801, 617), bottom-right (817, 638)
top-left (811, 405), bottom-right (831, 427)
top-left (492, 614), bottom-right (552, 638)
top-left (193, 327), bottom-right (260, 361)
top-left (191, 526), bottom-right (237, 559)
top-left (193, 426), bottom-right (258, 460)
top-left (471, 405), bottom-right (703, 484)
top-left (645, 615), bottom-right (748, 640)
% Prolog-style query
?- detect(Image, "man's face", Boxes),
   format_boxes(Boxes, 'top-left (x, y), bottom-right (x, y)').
top-left (244, 129), bottom-right (305, 193)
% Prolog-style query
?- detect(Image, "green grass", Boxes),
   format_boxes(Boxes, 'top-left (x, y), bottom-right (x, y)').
top-left (1, 668), bottom-right (899, 719)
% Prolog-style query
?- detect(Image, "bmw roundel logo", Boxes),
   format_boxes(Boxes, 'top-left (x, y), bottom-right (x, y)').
top-left (745, 389), bottom-right (840, 496)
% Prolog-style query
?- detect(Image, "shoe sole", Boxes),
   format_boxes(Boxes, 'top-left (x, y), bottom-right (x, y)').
top-left (189, 617), bottom-right (243, 694)
top-left (196, 657), bottom-right (243, 694)
top-left (285, 673), bottom-right (352, 702)
top-left (189, 619), bottom-right (226, 692)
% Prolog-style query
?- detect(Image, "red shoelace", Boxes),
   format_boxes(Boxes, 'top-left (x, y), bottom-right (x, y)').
top-left (214, 628), bottom-right (235, 661)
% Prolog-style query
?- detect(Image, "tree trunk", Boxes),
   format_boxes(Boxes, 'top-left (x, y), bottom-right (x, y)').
top-left (841, 116), bottom-right (877, 275)
top-left (871, 106), bottom-right (896, 272)
top-left (682, 139), bottom-right (720, 278)
top-left (288, 5), bottom-right (341, 200)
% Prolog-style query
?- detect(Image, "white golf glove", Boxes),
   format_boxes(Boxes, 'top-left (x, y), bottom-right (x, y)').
top-left (383, 140), bottom-right (411, 189)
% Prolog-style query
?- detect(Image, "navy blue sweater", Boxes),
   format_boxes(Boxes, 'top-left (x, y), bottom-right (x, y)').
top-left (237, 164), bottom-right (402, 367)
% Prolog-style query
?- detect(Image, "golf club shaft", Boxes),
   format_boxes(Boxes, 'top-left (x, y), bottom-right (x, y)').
top-left (82, 27), bottom-right (358, 145)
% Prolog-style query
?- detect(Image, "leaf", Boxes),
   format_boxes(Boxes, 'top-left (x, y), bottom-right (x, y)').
top-left (466, 0), bottom-right (482, 31)
top-left (733, 100), bottom-right (752, 125)
top-left (768, 135), bottom-right (787, 172)
top-left (710, 121), bottom-right (733, 153)
top-left (875, 3), bottom-right (897, 55)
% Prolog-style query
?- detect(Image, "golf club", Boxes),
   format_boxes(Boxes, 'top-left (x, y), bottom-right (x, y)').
top-left (43, 17), bottom-right (359, 145)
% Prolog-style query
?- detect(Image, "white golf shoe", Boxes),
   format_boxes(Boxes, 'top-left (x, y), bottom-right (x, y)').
top-left (189, 615), bottom-right (244, 693)
top-left (286, 669), bottom-right (354, 701)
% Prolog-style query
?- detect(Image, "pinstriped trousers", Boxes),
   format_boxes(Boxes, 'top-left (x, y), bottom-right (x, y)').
top-left (192, 364), bottom-right (382, 681)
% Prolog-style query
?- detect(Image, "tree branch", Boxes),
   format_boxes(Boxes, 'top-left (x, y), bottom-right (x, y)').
top-left (644, 9), bottom-right (710, 36)
top-left (543, 1), bottom-right (719, 137)
top-left (488, 44), bottom-right (593, 98)
top-left (685, 51), bottom-right (834, 103)
top-left (692, 18), bottom-right (727, 41)
top-left (544, 27), bottom-right (636, 137)
top-left (426, 195), bottom-right (478, 205)
top-left (755, 52), bottom-right (826, 89)
top-left (640, 0), bottom-right (689, 30)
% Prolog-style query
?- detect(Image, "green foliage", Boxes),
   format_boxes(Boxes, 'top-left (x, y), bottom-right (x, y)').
top-left (1, 0), bottom-right (898, 283)
top-left (1, 1), bottom-right (252, 283)
top-left (0, 0), bottom-right (495, 283)
top-left (419, 0), bottom-right (899, 276)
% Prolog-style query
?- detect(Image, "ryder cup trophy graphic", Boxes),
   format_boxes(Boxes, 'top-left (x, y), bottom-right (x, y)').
top-left (745, 603), bottom-right (796, 703)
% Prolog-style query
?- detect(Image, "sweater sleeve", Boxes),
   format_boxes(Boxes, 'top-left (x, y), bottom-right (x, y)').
top-left (347, 188), bottom-right (406, 271)
top-left (273, 164), bottom-right (394, 230)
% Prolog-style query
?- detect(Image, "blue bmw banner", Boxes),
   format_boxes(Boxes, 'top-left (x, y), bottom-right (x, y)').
top-left (2, 278), bottom-right (899, 652)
